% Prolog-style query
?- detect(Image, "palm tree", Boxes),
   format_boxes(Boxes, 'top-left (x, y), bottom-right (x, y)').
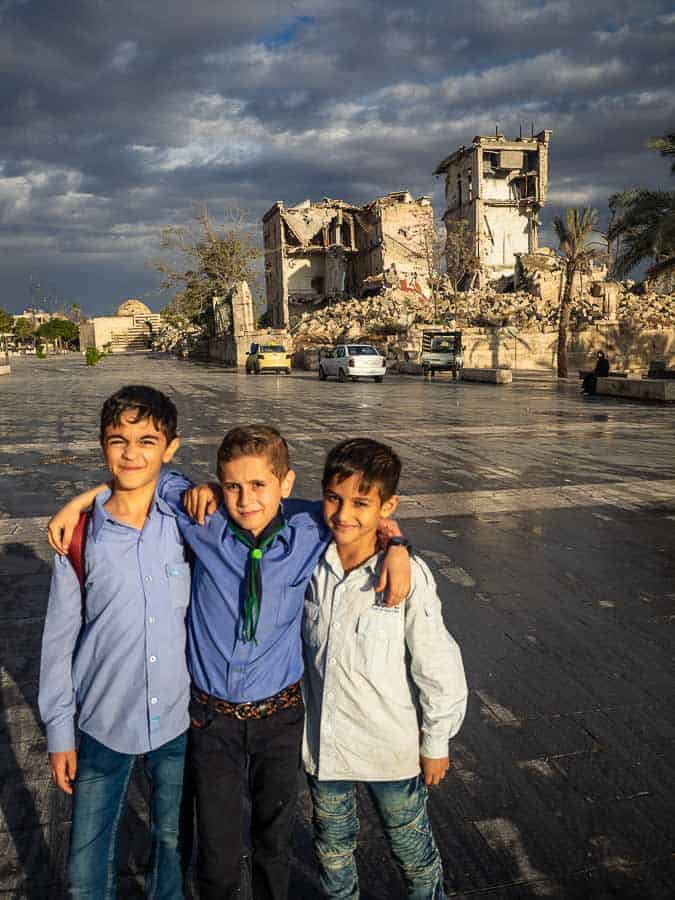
top-left (552, 207), bottom-right (598, 378)
top-left (607, 132), bottom-right (675, 283)
top-left (647, 132), bottom-right (675, 174)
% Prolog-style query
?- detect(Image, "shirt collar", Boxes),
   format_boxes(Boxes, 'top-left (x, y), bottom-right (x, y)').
top-left (222, 509), bottom-right (291, 548)
top-left (323, 541), bottom-right (382, 580)
top-left (90, 486), bottom-right (175, 540)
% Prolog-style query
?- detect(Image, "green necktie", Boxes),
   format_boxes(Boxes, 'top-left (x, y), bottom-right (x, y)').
top-left (229, 521), bottom-right (285, 645)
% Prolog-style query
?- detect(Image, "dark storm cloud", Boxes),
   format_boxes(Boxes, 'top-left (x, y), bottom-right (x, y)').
top-left (0, 0), bottom-right (673, 313)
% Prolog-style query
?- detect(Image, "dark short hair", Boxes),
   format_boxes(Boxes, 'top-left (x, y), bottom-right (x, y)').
top-left (322, 438), bottom-right (401, 502)
top-left (217, 425), bottom-right (290, 479)
top-left (100, 386), bottom-right (178, 443)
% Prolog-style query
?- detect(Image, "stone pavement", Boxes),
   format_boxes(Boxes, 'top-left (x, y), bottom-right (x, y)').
top-left (1, 354), bottom-right (674, 899)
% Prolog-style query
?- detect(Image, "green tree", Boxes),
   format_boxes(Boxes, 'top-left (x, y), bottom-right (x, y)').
top-left (148, 208), bottom-right (260, 323)
top-left (607, 133), bottom-right (675, 281)
top-left (0, 308), bottom-right (13, 334)
top-left (552, 207), bottom-right (599, 378)
top-left (36, 317), bottom-right (80, 349)
top-left (13, 317), bottom-right (35, 341)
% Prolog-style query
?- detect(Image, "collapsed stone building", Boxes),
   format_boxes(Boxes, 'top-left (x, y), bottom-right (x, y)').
top-left (262, 192), bottom-right (434, 328)
top-left (434, 130), bottom-right (552, 286)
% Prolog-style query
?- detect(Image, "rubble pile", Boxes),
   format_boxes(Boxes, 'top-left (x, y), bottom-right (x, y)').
top-left (291, 283), bottom-right (675, 347)
top-left (615, 290), bottom-right (675, 328)
top-left (151, 322), bottom-right (207, 357)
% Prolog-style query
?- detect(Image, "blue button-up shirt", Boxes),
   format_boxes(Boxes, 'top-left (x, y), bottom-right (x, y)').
top-left (157, 471), bottom-right (328, 702)
top-left (39, 489), bottom-right (191, 754)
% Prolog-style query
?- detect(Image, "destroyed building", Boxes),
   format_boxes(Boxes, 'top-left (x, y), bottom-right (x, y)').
top-left (434, 130), bottom-right (552, 286)
top-left (262, 192), bottom-right (434, 328)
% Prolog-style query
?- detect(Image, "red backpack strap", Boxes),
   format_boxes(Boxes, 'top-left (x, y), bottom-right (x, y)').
top-left (67, 511), bottom-right (90, 592)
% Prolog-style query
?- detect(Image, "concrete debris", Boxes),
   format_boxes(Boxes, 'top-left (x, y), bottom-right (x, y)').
top-left (290, 284), bottom-right (675, 352)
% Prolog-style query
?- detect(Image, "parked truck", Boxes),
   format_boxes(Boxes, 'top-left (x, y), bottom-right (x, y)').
top-left (421, 330), bottom-right (464, 378)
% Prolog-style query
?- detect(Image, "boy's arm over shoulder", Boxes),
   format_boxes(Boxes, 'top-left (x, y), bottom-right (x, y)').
top-left (39, 555), bottom-right (86, 754)
top-left (283, 498), bottom-right (328, 537)
top-left (405, 555), bottom-right (468, 759)
top-left (156, 469), bottom-right (195, 516)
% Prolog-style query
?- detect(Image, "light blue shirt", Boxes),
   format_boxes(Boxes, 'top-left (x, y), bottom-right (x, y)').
top-left (39, 489), bottom-right (191, 754)
top-left (157, 471), bottom-right (328, 703)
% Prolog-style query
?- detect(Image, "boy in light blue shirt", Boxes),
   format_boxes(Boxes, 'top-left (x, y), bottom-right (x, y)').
top-left (39, 386), bottom-right (190, 898)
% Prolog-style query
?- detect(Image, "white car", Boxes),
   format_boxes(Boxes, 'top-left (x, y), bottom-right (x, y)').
top-left (319, 344), bottom-right (387, 383)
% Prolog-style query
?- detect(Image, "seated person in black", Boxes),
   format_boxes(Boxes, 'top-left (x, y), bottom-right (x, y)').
top-left (583, 351), bottom-right (610, 394)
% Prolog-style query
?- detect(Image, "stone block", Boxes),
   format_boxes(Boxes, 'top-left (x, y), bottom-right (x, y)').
top-left (461, 367), bottom-right (513, 384)
top-left (596, 377), bottom-right (675, 402)
top-left (0, 365), bottom-right (11, 376)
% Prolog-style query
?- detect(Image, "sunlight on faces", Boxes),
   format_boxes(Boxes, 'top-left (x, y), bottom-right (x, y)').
top-left (218, 454), bottom-right (295, 537)
top-left (323, 473), bottom-right (398, 553)
top-left (101, 410), bottom-right (179, 492)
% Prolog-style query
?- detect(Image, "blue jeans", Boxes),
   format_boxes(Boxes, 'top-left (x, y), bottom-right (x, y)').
top-left (308, 774), bottom-right (447, 899)
top-left (68, 731), bottom-right (189, 899)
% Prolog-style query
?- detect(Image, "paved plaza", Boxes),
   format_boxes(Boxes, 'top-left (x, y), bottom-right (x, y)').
top-left (1, 353), bottom-right (674, 899)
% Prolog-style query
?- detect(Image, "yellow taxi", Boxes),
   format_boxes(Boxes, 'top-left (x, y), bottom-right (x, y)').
top-left (245, 342), bottom-right (292, 375)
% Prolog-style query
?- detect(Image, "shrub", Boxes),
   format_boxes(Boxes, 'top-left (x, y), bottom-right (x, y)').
top-left (85, 347), bottom-right (104, 366)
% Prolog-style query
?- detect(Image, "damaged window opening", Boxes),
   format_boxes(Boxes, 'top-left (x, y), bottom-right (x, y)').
top-left (483, 151), bottom-right (500, 171)
top-left (311, 277), bottom-right (324, 294)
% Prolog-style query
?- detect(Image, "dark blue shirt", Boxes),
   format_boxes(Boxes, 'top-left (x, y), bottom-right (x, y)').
top-left (158, 471), bottom-right (328, 702)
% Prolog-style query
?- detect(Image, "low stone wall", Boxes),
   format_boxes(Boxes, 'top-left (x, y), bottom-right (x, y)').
top-left (461, 368), bottom-right (512, 384)
top-left (458, 324), bottom-right (675, 372)
top-left (596, 377), bottom-right (675, 402)
top-left (0, 364), bottom-right (10, 377)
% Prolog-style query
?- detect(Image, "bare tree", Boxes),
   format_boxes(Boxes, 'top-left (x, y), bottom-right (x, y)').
top-left (444, 220), bottom-right (479, 294)
top-left (148, 208), bottom-right (261, 323)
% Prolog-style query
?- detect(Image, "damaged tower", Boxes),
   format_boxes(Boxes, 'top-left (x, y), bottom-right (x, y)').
top-left (434, 129), bottom-right (552, 286)
top-left (262, 192), bottom-right (434, 329)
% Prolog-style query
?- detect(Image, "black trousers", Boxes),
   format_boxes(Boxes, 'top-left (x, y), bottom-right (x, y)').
top-left (189, 701), bottom-right (305, 900)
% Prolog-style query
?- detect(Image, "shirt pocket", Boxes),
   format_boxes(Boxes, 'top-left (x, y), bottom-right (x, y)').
top-left (302, 593), bottom-right (322, 647)
top-left (166, 562), bottom-right (191, 609)
top-left (354, 610), bottom-right (402, 676)
top-left (277, 579), bottom-right (306, 627)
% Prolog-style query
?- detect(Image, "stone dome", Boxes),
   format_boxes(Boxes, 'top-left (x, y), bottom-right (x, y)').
top-left (116, 298), bottom-right (152, 318)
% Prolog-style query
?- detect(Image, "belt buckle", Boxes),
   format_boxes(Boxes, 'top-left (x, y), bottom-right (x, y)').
top-left (234, 703), bottom-right (252, 720)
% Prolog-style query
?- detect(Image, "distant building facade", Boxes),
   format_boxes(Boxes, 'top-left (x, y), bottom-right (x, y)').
top-left (79, 299), bottom-right (160, 352)
top-left (434, 130), bottom-right (552, 286)
top-left (262, 192), bottom-right (434, 328)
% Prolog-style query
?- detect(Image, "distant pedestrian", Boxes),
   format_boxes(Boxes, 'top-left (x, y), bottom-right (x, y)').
top-left (583, 350), bottom-right (610, 394)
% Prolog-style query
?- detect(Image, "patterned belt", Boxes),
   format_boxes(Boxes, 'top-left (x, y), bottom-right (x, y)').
top-left (190, 681), bottom-right (302, 721)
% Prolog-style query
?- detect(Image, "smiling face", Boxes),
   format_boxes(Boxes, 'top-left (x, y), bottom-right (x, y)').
top-left (323, 472), bottom-right (398, 557)
top-left (219, 453), bottom-right (295, 537)
top-left (101, 409), bottom-right (179, 493)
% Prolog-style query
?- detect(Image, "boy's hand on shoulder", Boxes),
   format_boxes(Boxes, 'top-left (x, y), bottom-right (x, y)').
top-left (49, 749), bottom-right (77, 794)
top-left (376, 544), bottom-right (411, 607)
top-left (183, 482), bottom-right (222, 524)
top-left (48, 485), bottom-right (107, 554)
top-left (421, 755), bottom-right (450, 786)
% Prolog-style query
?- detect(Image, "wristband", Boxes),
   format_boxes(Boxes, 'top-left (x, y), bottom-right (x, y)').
top-left (387, 536), bottom-right (413, 553)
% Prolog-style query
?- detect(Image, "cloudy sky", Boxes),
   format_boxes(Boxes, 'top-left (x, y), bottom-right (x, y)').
top-left (1, 0), bottom-right (674, 315)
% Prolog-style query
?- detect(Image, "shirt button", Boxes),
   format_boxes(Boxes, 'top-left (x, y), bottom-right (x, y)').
top-left (333, 622), bottom-right (341, 630)
top-left (149, 655), bottom-right (157, 663)
top-left (329, 657), bottom-right (336, 665)
top-left (145, 575), bottom-right (152, 583)
top-left (327, 691), bottom-right (334, 700)
top-left (150, 697), bottom-right (158, 705)
top-left (148, 617), bottom-right (155, 624)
